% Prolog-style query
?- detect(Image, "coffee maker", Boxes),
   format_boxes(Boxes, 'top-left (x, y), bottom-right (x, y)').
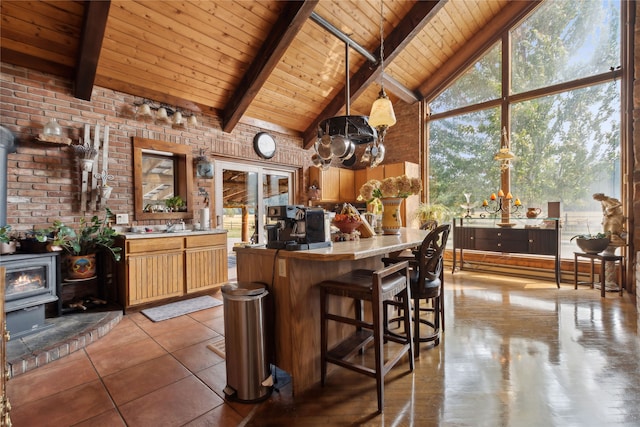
top-left (265, 205), bottom-right (331, 250)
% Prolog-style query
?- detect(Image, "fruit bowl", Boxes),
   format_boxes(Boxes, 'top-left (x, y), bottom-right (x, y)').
top-left (333, 219), bottom-right (362, 234)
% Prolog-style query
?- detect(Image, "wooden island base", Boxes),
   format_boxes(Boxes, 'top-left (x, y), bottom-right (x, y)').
top-left (235, 228), bottom-right (428, 394)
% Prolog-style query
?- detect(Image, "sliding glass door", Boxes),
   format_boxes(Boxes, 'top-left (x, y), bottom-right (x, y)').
top-left (213, 161), bottom-right (293, 279)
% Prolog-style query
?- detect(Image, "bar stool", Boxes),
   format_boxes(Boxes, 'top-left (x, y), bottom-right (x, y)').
top-left (319, 261), bottom-right (413, 414)
top-left (382, 224), bottom-right (451, 355)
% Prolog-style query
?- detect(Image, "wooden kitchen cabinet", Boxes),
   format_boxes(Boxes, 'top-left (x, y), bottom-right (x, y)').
top-left (185, 233), bottom-right (228, 294)
top-left (338, 168), bottom-right (355, 201)
top-left (309, 167), bottom-right (354, 202)
top-left (122, 237), bottom-right (184, 307)
top-left (116, 231), bottom-right (228, 311)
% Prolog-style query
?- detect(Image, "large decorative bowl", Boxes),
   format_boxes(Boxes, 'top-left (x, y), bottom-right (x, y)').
top-left (333, 219), bottom-right (362, 234)
top-left (575, 237), bottom-right (610, 254)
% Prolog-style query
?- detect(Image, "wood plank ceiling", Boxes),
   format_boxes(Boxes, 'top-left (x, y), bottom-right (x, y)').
top-left (1, 0), bottom-right (540, 149)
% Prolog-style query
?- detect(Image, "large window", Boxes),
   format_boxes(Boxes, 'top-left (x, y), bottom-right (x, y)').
top-left (428, 0), bottom-right (621, 257)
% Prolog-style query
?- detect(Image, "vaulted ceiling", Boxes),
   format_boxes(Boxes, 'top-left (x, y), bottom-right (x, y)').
top-left (1, 0), bottom-right (540, 148)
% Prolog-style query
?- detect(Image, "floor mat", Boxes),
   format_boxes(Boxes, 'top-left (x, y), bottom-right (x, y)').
top-left (141, 296), bottom-right (222, 322)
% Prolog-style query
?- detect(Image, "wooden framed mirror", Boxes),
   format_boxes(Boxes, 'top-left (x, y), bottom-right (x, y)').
top-left (133, 137), bottom-right (194, 221)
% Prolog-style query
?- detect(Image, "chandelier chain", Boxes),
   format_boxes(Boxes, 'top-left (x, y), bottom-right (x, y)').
top-left (379, 0), bottom-right (385, 81)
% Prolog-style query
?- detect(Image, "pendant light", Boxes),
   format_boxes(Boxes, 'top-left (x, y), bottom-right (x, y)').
top-left (365, 0), bottom-right (395, 167)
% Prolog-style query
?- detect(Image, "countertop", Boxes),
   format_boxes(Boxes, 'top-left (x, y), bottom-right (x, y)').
top-left (118, 229), bottom-right (227, 239)
top-left (234, 227), bottom-right (428, 261)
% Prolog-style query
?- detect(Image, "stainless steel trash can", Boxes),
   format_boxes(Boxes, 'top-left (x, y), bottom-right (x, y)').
top-left (221, 281), bottom-right (272, 402)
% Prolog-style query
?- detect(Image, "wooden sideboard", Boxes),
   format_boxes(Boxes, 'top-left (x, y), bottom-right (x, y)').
top-left (452, 217), bottom-right (561, 287)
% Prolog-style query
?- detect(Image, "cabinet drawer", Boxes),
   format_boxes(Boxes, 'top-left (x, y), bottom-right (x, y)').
top-left (186, 233), bottom-right (227, 248)
top-left (127, 237), bottom-right (183, 254)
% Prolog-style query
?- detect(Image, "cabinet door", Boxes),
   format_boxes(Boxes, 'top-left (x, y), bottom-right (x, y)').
top-left (454, 227), bottom-right (475, 249)
top-left (474, 228), bottom-right (499, 251)
top-left (339, 169), bottom-right (355, 201)
top-left (185, 234), bottom-right (228, 293)
top-left (354, 169), bottom-right (368, 200)
top-left (309, 167), bottom-right (340, 201)
top-left (496, 229), bottom-right (528, 253)
top-left (128, 251), bottom-right (183, 306)
top-left (528, 229), bottom-right (558, 255)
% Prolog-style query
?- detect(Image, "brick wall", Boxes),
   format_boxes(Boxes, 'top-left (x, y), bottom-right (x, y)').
top-left (0, 63), bottom-right (314, 232)
top-left (377, 100), bottom-right (421, 165)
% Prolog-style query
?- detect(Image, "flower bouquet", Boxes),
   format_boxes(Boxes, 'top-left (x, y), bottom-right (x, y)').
top-left (359, 175), bottom-right (422, 202)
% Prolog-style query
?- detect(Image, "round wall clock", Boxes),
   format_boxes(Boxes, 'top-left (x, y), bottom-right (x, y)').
top-left (253, 132), bottom-right (276, 159)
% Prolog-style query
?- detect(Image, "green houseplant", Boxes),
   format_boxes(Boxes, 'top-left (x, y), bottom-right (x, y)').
top-left (414, 203), bottom-right (453, 230)
top-left (165, 195), bottom-right (184, 212)
top-left (40, 208), bottom-right (121, 279)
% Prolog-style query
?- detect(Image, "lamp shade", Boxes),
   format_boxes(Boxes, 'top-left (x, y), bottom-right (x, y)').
top-left (139, 103), bottom-right (152, 117)
top-left (157, 107), bottom-right (168, 120)
top-left (368, 91), bottom-right (396, 128)
top-left (173, 111), bottom-right (183, 125)
top-left (187, 115), bottom-right (198, 126)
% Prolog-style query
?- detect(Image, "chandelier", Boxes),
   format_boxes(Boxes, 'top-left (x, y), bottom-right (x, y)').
top-left (494, 127), bottom-right (515, 170)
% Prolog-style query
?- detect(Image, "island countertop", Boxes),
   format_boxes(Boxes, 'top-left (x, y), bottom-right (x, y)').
top-left (234, 227), bottom-right (428, 260)
top-left (234, 227), bottom-right (429, 395)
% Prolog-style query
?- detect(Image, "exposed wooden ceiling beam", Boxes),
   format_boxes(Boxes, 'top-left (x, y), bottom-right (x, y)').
top-left (302, 0), bottom-right (444, 149)
top-left (222, 0), bottom-right (319, 133)
top-left (73, 0), bottom-right (111, 101)
top-left (418, 0), bottom-right (542, 101)
top-left (0, 49), bottom-right (73, 78)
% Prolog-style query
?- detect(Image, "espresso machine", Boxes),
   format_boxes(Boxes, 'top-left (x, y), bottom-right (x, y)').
top-left (265, 205), bottom-right (331, 250)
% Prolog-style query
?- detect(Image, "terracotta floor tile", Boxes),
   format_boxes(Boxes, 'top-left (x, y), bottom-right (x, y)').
top-left (118, 375), bottom-right (224, 426)
top-left (171, 336), bottom-right (225, 373)
top-left (129, 312), bottom-right (201, 337)
top-left (102, 353), bottom-right (192, 405)
top-left (9, 379), bottom-right (114, 426)
top-left (187, 304), bottom-right (224, 323)
top-left (7, 350), bottom-right (98, 405)
top-left (88, 337), bottom-right (168, 377)
top-left (152, 322), bottom-right (219, 353)
top-left (195, 362), bottom-right (257, 419)
top-left (71, 408), bottom-right (126, 427)
top-left (200, 315), bottom-right (225, 335)
top-left (83, 317), bottom-right (149, 355)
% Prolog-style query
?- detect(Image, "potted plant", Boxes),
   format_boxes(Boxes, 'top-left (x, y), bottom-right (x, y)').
top-left (165, 195), bottom-right (184, 212)
top-left (570, 232), bottom-right (610, 254)
top-left (414, 203), bottom-right (453, 230)
top-left (43, 208), bottom-right (122, 279)
top-left (0, 224), bottom-right (17, 255)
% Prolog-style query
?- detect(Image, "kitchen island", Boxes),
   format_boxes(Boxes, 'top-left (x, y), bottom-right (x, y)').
top-left (234, 227), bottom-right (428, 395)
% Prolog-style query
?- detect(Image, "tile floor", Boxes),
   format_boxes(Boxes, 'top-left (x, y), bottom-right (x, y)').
top-left (6, 289), bottom-right (254, 426)
top-left (5, 270), bottom-right (640, 426)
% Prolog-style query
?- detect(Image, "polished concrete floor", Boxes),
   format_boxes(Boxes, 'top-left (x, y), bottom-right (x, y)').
top-left (6, 270), bottom-right (640, 426)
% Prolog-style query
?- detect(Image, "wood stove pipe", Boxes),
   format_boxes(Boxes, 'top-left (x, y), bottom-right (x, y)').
top-left (0, 127), bottom-right (17, 227)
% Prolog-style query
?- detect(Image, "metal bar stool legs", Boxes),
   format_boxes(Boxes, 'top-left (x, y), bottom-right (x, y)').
top-left (319, 261), bottom-right (413, 413)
